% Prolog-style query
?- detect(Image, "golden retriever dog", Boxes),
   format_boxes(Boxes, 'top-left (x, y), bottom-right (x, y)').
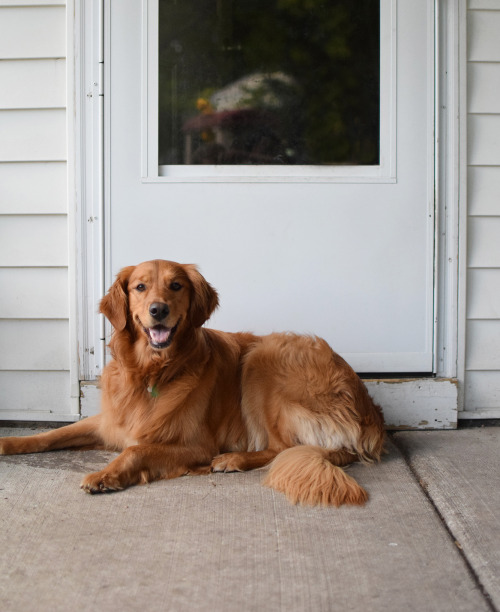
top-left (0, 260), bottom-right (385, 506)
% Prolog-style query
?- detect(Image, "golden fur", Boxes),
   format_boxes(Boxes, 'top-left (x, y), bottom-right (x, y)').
top-left (0, 259), bottom-right (385, 506)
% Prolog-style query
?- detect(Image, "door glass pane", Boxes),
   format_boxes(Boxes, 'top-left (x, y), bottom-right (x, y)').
top-left (158, 0), bottom-right (380, 166)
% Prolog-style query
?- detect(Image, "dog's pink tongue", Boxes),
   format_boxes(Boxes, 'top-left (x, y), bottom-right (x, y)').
top-left (149, 326), bottom-right (170, 344)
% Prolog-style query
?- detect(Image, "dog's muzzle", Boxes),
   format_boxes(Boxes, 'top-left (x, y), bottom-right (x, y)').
top-left (145, 321), bottom-right (179, 349)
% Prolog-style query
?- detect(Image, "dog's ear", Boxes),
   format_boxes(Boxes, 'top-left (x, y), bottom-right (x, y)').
top-left (185, 264), bottom-right (219, 328)
top-left (99, 266), bottom-right (135, 331)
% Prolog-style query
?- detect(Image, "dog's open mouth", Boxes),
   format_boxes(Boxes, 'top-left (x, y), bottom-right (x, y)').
top-left (145, 321), bottom-right (179, 349)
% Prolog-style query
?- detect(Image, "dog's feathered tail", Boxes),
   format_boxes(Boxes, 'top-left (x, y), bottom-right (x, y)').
top-left (263, 445), bottom-right (368, 507)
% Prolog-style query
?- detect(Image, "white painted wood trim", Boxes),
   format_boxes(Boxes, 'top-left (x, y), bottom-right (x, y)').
top-left (460, 410), bottom-right (500, 420)
top-left (66, 0), bottom-right (81, 417)
top-left (366, 378), bottom-right (458, 429)
top-left (434, 0), bottom-right (467, 388)
top-left (0, 1), bottom-right (66, 5)
top-left (103, 0), bottom-right (112, 365)
top-left (97, 0), bottom-right (106, 372)
top-left (80, 378), bottom-right (458, 429)
top-left (75, 0), bottom-right (91, 381)
top-left (457, 0), bottom-right (468, 414)
top-left (76, 0), bottom-right (107, 381)
top-left (80, 381), bottom-right (101, 419)
top-left (143, 0), bottom-right (158, 178)
top-left (0, 412), bottom-right (79, 423)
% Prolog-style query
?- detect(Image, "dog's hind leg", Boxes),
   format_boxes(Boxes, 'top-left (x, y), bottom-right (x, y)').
top-left (0, 415), bottom-right (103, 455)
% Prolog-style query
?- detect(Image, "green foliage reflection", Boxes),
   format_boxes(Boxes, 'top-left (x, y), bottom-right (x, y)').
top-left (159, 0), bottom-right (379, 165)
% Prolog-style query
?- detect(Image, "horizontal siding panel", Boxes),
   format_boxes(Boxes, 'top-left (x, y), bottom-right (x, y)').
top-left (467, 268), bottom-right (500, 318)
top-left (0, 215), bottom-right (67, 266)
top-left (0, 267), bottom-right (68, 318)
top-left (0, 319), bottom-right (69, 370)
top-left (465, 320), bottom-right (500, 370)
top-left (467, 217), bottom-right (500, 267)
top-left (467, 63), bottom-right (500, 114)
top-left (0, 6), bottom-right (65, 59)
top-left (468, 166), bottom-right (500, 215)
top-left (0, 371), bottom-right (70, 415)
top-left (0, 162), bottom-right (67, 214)
top-left (468, 1), bottom-right (500, 9)
top-left (0, 59), bottom-right (66, 109)
top-left (468, 10), bottom-right (500, 61)
top-left (0, 109), bottom-right (66, 162)
top-left (0, 1), bottom-right (66, 5)
top-left (468, 115), bottom-right (500, 165)
top-left (465, 371), bottom-right (500, 411)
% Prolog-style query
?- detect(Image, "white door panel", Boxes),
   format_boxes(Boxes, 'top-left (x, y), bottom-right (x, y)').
top-left (106, 0), bottom-right (435, 373)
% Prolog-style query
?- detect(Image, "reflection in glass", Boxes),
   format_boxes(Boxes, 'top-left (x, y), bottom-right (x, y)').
top-left (159, 0), bottom-right (379, 166)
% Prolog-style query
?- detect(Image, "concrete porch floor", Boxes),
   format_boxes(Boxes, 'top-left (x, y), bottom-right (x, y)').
top-left (0, 426), bottom-right (499, 612)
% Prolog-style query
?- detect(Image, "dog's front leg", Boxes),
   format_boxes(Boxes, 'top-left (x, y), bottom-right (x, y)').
top-left (80, 443), bottom-right (212, 493)
top-left (211, 449), bottom-right (281, 472)
top-left (0, 416), bottom-right (103, 455)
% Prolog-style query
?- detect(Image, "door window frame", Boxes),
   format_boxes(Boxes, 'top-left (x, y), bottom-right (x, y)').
top-left (141, 0), bottom-right (397, 183)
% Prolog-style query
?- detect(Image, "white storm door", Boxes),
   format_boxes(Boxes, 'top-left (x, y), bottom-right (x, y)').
top-left (104, 0), bottom-right (435, 374)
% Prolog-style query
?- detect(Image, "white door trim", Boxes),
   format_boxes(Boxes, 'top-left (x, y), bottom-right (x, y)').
top-left (73, 0), bottom-right (106, 381)
top-left (434, 0), bottom-right (467, 389)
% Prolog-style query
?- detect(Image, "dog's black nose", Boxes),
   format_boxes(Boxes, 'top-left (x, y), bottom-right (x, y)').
top-left (149, 302), bottom-right (169, 321)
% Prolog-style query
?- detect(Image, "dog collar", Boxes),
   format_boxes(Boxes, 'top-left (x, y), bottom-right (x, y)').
top-left (147, 384), bottom-right (159, 398)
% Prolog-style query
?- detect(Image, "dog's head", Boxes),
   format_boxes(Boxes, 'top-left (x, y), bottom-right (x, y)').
top-left (100, 260), bottom-right (219, 349)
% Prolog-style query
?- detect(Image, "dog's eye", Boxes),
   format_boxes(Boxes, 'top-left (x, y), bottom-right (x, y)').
top-left (136, 284), bottom-right (146, 292)
top-left (170, 282), bottom-right (182, 291)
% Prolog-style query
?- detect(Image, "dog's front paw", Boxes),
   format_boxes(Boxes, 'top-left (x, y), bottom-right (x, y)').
top-left (0, 438), bottom-right (13, 455)
top-left (80, 471), bottom-right (124, 494)
top-left (211, 453), bottom-right (244, 473)
top-left (0, 437), bottom-right (25, 455)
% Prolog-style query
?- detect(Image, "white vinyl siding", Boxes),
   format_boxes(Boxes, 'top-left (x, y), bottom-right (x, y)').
top-left (0, 5), bottom-right (66, 59)
top-left (0, 1), bottom-right (75, 421)
top-left (464, 0), bottom-right (500, 418)
top-left (0, 320), bottom-right (70, 370)
top-left (467, 269), bottom-right (500, 319)
top-left (0, 268), bottom-right (69, 318)
top-left (0, 59), bottom-right (66, 109)
top-left (0, 163), bottom-right (67, 214)
top-left (468, 167), bottom-right (500, 215)
top-left (0, 215), bottom-right (68, 266)
top-left (0, 371), bottom-right (72, 422)
top-left (0, 109), bottom-right (67, 161)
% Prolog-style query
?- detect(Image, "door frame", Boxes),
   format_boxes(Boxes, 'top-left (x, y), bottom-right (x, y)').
top-left (71, 0), bottom-right (468, 427)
